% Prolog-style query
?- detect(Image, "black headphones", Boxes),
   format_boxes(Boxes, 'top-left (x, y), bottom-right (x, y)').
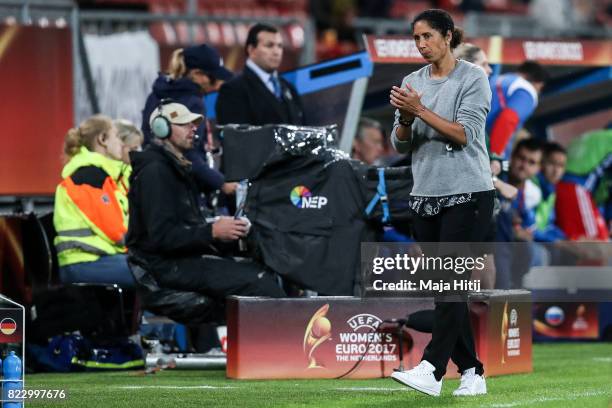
top-left (151, 98), bottom-right (174, 139)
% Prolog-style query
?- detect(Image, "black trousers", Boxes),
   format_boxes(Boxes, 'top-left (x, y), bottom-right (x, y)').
top-left (153, 256), bottom-right (286, 299)
top-left (411, 190), bottom-right (494, 380)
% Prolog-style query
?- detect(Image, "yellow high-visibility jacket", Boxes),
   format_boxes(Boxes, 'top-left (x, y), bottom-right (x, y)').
top-left (53, 147), bottom-right (131, 266)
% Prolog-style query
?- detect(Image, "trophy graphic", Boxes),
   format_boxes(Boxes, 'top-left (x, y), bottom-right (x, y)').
top-left (572, 304), bottom-right (588, 331)
top-left (500, 301), bottom-right (509, 364)
top-left (303, 304), bottom-right (332, 369)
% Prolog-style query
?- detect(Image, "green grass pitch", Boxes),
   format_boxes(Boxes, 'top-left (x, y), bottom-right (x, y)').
top-left (25, 343), bottom-right (612, 407)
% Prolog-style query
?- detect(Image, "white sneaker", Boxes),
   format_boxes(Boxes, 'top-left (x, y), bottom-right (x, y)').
top-left (452, 368), bottom-right (487, 396)
top-left (391, 360), bottom-right (442, 397)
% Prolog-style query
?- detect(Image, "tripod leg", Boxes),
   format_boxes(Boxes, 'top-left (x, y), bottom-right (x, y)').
top-left (397, 326), bottom-right (404, 371)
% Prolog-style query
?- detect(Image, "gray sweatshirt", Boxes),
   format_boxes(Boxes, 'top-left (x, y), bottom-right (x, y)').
top-left (391, 60), bottom-right (494, 197)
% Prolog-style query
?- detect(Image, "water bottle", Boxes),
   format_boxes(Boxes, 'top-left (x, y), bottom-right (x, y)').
top-left (235, 180), bottom-right (249, 252)
top-left (235, 180), bottom-right (248, 217)
top-left (2, 351), bottom-right (22, 408)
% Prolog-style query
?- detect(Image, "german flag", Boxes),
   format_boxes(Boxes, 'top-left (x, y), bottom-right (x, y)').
top-left (0, 318), bottom-right (17, 335)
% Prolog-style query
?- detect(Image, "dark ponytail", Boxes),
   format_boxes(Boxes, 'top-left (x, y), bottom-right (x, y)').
top-left (450, 27), bottom-right (463, 50)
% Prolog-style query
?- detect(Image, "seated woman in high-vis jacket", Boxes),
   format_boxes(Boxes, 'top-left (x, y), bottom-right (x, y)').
top-left (53, 114), bottom-right (135, 287)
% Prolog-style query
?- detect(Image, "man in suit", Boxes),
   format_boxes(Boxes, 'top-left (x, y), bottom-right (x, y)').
top-left (216, 23), bottom-right (305, 126)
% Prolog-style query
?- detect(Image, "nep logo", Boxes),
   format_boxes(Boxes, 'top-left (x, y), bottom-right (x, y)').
top-left (290, 185), bottom-right (328, 209)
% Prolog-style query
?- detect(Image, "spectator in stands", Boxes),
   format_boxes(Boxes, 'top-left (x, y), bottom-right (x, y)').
top-left (216, 24), bottom-right (305, 126)
top-left (486, 61), bottom-right (548, 162)
top-left (529, 0), bottom-right (570, 31)
top-left (534, 142), bottom-right (567, 242)
top-left (530, 0), bottom-right (598, 32)
top-left (142, 44), bottom-right (234, 194)
top-left (127, 102), bottom-right (285, 301)
top-left (115, 119), bottom-right (143, 165)
top-left (495, 138), bottom-right (544, 289)
top-left (310, 1), bottom-right (361, 59)
top-left (457, 0), bottom-right (485, 12)
top-left (389, 9), bottom-right (493, 397)
top-left (352, 118), bottom-right (385, 165)
top-left (53, 115), bottom-right (134, 287)
top-left (357, 0), bottom-right (392, 18)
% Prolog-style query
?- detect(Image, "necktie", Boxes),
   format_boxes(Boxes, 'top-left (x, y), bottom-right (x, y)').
top-left (270, 75), bottom-right (282, 99)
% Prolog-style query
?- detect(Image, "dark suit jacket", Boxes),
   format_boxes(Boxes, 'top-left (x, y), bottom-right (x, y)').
top-left (216, 66), bottom-right (305, 126)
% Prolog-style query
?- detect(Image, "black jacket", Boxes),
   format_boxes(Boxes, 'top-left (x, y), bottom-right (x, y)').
top-left (142, 74), bottom-right (225, 193)
top-left (215, 66), bottom-right (305, 126)
top-left (126, 143), bottom-right (214, 263)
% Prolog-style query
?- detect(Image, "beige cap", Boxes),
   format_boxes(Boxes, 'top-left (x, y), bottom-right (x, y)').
top-left (149, 102), bottom-right (203, 127)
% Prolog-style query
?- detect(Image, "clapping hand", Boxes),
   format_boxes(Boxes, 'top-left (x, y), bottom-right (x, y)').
top-left (390, 84), bottom-right (424, 119)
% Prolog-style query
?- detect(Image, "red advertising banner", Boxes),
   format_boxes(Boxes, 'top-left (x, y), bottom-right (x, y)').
top-left (227, 292), bottom-right (532, 379)
top-left (480, 297), bottom-right (533, 376)
top-left (364, 35), bottom-right (611, 66)
top-left (533, 302), bottom-right (599, 339)
top-left (0, 216), bottom-right (27, 305)
top-left (0, 24), bottom-right (73, 195)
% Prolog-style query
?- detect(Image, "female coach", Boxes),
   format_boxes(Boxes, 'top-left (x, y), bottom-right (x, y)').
top-left (389, 9), bottom-right (494, 397)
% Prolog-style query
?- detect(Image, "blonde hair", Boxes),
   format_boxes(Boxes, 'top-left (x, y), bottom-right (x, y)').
top-left (167, 48), bottom-right (187, 80)
top-left (63, 114), bottom-right (113, 160)
top-left (453, 43), bottom-right (483, 63)
top-left (114, 119), bottom-right (143, 146)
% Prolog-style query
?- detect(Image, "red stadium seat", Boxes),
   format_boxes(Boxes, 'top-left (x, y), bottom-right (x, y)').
top-left (234, 22), bottom-right (250, 45)
top-left (286, 23), bottom-right (305, 49)
top-left (206, 22), bottom-right (222, 46)
top-left (390, 0), bottom-right (432, 20)
top-left (221, 22), bottom-right (236, 47)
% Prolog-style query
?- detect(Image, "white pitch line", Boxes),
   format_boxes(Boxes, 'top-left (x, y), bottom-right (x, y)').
top-left (488, 390), bottom-right (609, 408)
top-left (117, 385), bottom-right (237, 390)
top-left (334, 387), bottom-right (413, 392)
top-left (592, 357), bottom-right (612, 363)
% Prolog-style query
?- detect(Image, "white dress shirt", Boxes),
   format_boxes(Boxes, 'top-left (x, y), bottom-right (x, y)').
top-left (246, 58), bottom-right (280, 97)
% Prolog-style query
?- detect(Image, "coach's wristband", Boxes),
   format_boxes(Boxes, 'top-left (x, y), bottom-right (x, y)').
top-left (398, 116), bottom-right (414, 127)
